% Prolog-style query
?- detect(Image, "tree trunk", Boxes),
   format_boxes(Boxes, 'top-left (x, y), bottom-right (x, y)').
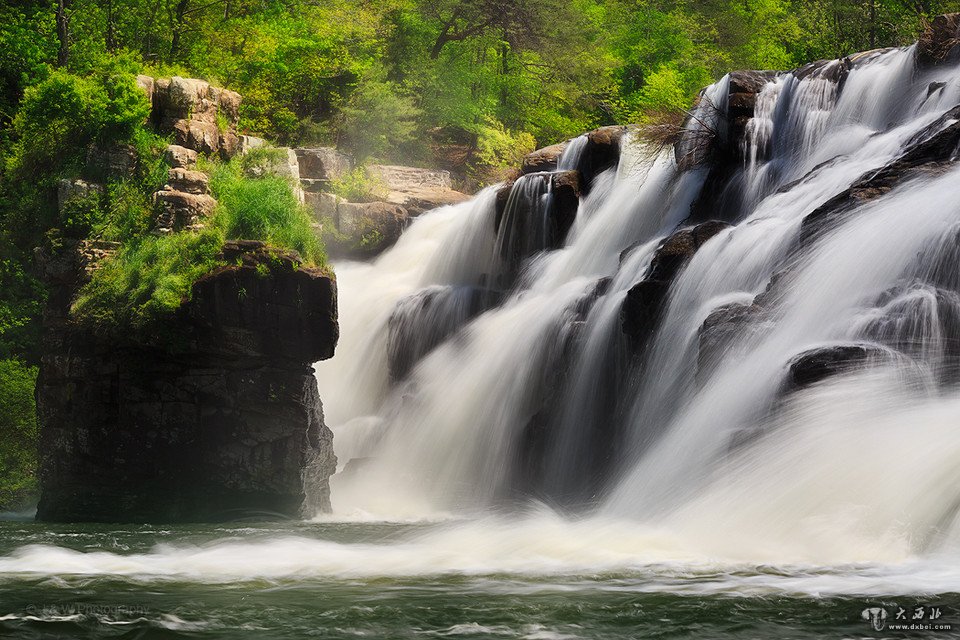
top-left (56, 0), bottom-right (70, 67)
top-left (105, 0), bottom-right (116, 52)
top-left (169, 0), bottom-right (190, 62)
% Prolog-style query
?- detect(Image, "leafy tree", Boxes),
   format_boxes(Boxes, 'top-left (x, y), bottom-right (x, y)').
top-left (336, 67), bottom-right (422, 162)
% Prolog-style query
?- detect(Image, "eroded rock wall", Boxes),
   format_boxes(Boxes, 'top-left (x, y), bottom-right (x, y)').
top-left (35, 242), bottom-right (339, 523)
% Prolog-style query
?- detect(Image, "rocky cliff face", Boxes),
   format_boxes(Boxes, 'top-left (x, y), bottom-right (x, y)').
top-left (34, 74), bottom-right (343, 523)
top-left (35, 236), bottom-right (338, 523)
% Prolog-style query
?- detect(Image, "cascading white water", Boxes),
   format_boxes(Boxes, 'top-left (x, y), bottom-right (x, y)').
top-left (311, 44), bottom-right (960, 566)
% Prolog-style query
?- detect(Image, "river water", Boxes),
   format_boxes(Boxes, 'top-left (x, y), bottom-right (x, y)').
top-left (1, 517), bottom-right (957, 638)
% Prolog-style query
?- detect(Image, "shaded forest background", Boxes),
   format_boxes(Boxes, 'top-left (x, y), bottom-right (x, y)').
top-left (0, 0), bottom-right (957, 510)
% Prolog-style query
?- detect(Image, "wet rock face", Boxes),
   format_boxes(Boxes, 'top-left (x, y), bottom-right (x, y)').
top-left (621, 221), bottom-right (730, 346)
top-left (786, 344), bottom-right (890, 390)
top-left (799, 108), bottom-right (960, 248)
top-left (580, 126), bottom-right (627, 189)
top-left (35, 241), bottom-right (339, 523)
top-left (387, 285), bottom-right (500, 381)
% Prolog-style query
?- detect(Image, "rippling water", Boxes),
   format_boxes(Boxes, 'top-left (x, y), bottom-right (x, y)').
top-left (1, 518), bottom-right (958, 639)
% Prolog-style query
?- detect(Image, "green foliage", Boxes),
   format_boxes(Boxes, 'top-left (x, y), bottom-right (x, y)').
top-left (10, 60), bottom-right (150, 177)
top-left (336, 67), bottom-right (422, 162)
top-left (0, 359), bottom-right (38, 511)
top-left (209, 159), bottom-right (326, 266)
top-left (0, 258), bottom-right (45, 363)
top-left (473, 116), bottom-right (537, 169)
top-left (0, 4), bottom-right (55, 132)
top-left (72, 229), bottom-right (225, 335)
top-left (328, 167), bottom-right (386, 203)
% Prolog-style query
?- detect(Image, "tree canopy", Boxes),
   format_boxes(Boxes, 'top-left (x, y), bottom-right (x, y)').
top-left (1, 0), bottom-right (955, 164)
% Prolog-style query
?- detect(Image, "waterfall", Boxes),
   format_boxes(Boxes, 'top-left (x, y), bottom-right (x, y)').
top-left (314, 44), bottom-right (960, 557)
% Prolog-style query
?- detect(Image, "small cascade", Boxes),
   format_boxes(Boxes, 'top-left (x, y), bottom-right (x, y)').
top-left (557, 134), bottom-right (588, 170)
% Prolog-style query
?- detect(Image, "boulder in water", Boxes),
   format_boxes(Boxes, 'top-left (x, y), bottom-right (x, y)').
top-left (786, 344), bottom-right (890, 390)
top-left (522, 142), bottom-right (567, 174)
top-left (697, 301), bottom-right (765, 381)
top-left (580, 126), bottom-right (626, 188)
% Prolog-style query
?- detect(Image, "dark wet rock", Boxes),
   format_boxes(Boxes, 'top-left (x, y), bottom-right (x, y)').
top-left (550, 170), bottom-right (582, 242)
top-left (493, 170), bottom-right (583, 272)
top-left (621, 221), bottom-right (730, 346)
top-left (786, 343), bottom-right (890, 390)
top-left (387, 285), bottom-right (500, 381)
top-left (793, 58), bottom-right (849, 84)
top-left (35, 241), bottom-right (339, 523)
top-left (684, 71), bottom-right (777, 222)
top-left (696, 301), bottom-right (767, 383)
top-left (621, 279), bottom-right (671, 344)
top-left (579, 126), bottom-right (627, 189)
top-left (494, 181), bottom-right (515, 232)
top-left (928, 81), bottom-right (947, 98)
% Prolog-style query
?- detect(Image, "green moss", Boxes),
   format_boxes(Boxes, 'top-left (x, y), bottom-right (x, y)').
top-left (0, 358), bottom-right (37, 511)
top-left (72, 229), bottom-right (226, 338)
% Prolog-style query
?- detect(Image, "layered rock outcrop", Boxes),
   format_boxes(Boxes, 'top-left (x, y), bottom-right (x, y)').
top-left (35, 241), bottom-right (338, 523)
top-left (143, 75), bottom-right (242, 159)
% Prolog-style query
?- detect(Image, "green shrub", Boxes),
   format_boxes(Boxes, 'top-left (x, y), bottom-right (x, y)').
top-left (328, 167), bottom-right (385, 203)
top-left (209, 159), bottom-right (326, 266)
top-left (10, 62), bottom-right (150, 178)
top-left (473, 116), bottom-right (537, 169)
top-left (1, 63), bottom-right (154, 252)
top-left (0, 358), bottom-right (37, 511)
